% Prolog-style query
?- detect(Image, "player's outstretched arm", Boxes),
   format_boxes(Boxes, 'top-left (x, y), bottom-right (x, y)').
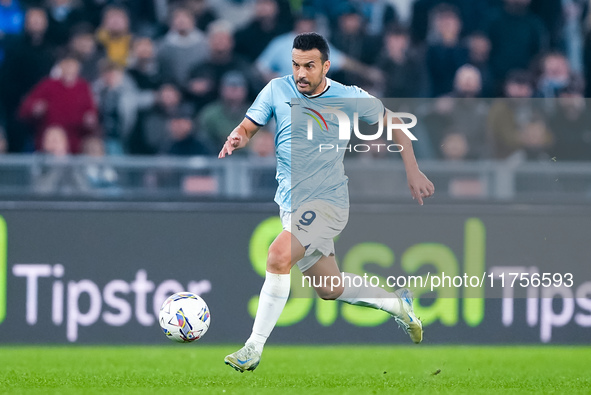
top-left (218, 118), bottom-right (261, 158)
top-left (388, 115), bottom-right (435, 205)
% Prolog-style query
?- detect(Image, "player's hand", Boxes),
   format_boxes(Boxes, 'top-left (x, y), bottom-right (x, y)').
top-left (218, 131), bottom-right (246, 158)
top-left (407, 169), bottom-right (434, 205)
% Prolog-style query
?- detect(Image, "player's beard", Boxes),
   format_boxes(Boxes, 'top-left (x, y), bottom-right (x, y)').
top-left (297, 77), bottom-right (321, 95)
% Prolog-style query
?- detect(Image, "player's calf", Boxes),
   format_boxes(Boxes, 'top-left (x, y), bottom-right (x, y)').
top-left (310, 276), bottom-right (345, 300)
top-left (312, 281), bottom-right (344, 300)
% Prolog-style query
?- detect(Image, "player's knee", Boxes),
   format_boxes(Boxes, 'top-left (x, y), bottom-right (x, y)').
top-left (267, 246), bottom-right (291, 273)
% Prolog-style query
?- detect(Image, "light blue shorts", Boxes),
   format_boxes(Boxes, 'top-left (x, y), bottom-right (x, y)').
top-left (280, 200), bottom-right (349, 272)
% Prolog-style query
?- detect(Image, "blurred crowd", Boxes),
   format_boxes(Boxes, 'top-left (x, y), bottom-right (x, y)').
top-left (0, 0), bottom-right (590, 164)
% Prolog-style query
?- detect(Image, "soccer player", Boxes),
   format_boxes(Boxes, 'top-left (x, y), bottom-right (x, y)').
top-left (219, 32), bottom-right (434, 372)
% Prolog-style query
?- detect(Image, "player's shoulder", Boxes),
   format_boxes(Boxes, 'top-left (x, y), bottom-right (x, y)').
top-left (262, 75), bottom-right (298, 98)
top-left (329, 79), bottom-right (373, 98)
top-left (270, 75), bottom-right (295, 87)
top-left (261, 75), bottom-right (294, 91)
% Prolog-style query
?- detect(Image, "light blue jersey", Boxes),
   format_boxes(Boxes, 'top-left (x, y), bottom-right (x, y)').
top-left (246, 75), bottom-right (384, 212)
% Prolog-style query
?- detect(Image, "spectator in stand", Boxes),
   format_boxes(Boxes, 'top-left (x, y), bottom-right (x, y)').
top-left (37, 125), bottom-right (70, 155)
top-left (234, 0), bottom-right (289, 62)
top-left (185, 0), bottom-right (217, 32)
top-left (198, 71), bottom-right (251, 149)
top-left (120, 0), bottom-right (160, 34)
top-left (352, 0), bottom-right (397, 37)
top-left (529, 0), bottom-right (563, 49)
top-left (84, 0), bottom-right (156, 31)
top-left (439, 132), bottom-right (469, 161)
top-left (488, 70), bottom-right (554, 159)
top-left (0, 0), bottom-right (24, 64)
top-left (45, 0), bottom-right (87, 46)
top-left (488, 0), bottom-right (548, 88)
top-left (330, 3), bottom-right (380, 86)
top-left (80, 135), bottom-right (118, 190)
top-left (19, 55), bottom-right (97, 154)
top-left (466, 31), bottom-right (494, 97)
top-left (423, 65), bottom-right (489, 160)
top-left (127, 36), bottom-right (162, 90)
top-left (0, 130), bottom-right (6, 153)
top-left (34, 125), bottom-right (70, 192)
top-left (93, 59), bottom-right (155, 154)
top-left (186, 20), bottom-right (260, 111)
top-left (451, 64), bottom-right (482, 98)
top-left (96, 5), bottom-right (132, 67)
top-left (0, 7), bottom-right (56, 152)
top-left (246, 126), bottom-right (277, 191)
top-left (388, 0), bottom-right (414, 26)
top-left (68, 24), bottom-right (104, 82)
top-left (536, 51), bottom-right (577, 98)
top-left (133, 83), bottom-right (193, 155)
top-left (549, 84), bottom-right (591, 161)
top-left (32, 125), bottom-right (91, 193)
top-left (376, 25), bottom-right (426, 97)
top-left (157, 6), bottom-right (208, 88)
top-left (164, 106), bottom-right (214, 156)
top-left (446, 66), bottom-right (489, 159)
top-left (552, 0), bottom-right (587, 74)
top-left (256, 14), bottom-right (321, 80)
top-left (425, 4), bottom-right (468, 97)
top-left (502, 70), bottom-right (535, 99)
top-left (249, 128), bottom-right (275, 158)
top-left (410, 0), bottom-right (494, 45)
top-left (519, 115), bottom-right (555, 160)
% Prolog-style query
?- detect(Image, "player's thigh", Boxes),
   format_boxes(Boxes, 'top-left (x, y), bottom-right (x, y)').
top-left (302, 254), bottom-right (344, 300)
top-left (267, 230), bottom-right (306, 274)
top-left (289, 202), bottom-right (348, 254)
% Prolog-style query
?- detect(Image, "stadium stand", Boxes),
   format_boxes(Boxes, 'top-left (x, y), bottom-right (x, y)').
top-left (0, 0), bottom-right (589, 200)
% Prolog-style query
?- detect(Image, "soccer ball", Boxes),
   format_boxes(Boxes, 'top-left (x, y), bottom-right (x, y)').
top-left (159, 292), bottom-right (211, 343)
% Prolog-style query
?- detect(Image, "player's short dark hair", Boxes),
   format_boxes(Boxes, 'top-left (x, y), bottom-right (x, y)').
top-left (293, 32), bottom-right (330, 63)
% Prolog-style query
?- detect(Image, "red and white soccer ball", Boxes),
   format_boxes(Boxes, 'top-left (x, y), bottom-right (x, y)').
top-left (159, 292), bottom-right (211, 343)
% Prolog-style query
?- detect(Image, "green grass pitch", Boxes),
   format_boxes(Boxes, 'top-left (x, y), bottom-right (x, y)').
top-left (1, 345), bottom-right (589, 394)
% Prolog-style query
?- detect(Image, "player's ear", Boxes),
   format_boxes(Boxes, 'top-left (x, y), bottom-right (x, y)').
top-left (323, 59), bottom-right (331, 75)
